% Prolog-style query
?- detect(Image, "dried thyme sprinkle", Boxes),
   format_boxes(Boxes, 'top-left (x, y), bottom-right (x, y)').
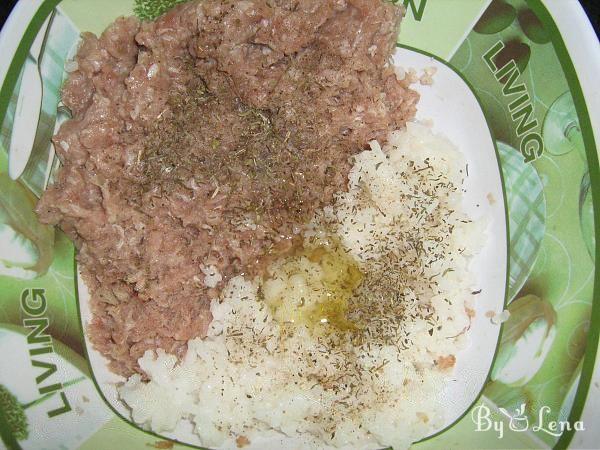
top-left (138, 75), bottom-right (321, 224)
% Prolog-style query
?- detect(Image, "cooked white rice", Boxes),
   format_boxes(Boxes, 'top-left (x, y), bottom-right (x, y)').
top-left (118, 123), bottom-right (483, 449)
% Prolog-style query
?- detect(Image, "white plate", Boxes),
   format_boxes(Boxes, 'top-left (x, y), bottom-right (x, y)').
top-left (77, 47), bottom-right (508, 449)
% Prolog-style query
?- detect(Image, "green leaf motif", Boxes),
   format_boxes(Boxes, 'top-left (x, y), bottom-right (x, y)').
top-left (0, 175), bottom-right (55, 280)
top-left (0, 385), bottom-right (28, 441)
top-left (497, 142), bottom-right (546, 302)
top-left (134, 0), bottom-right (188, 21)
top-left (491, 294), bottom-right (557, 387)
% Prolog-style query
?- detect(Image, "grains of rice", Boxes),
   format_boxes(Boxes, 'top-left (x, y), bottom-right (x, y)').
top-left (491, 309), bottom-right (511, 325)
top-left (118, 123), bottom-right (483, 449)
top-left (419, 67), bottom-right (438, 85)
top-left (201, 265), bottom-right (223, 289)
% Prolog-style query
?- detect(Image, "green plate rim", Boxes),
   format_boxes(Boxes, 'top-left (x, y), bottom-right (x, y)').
top-left (524, 1), bottom-right (600, 448)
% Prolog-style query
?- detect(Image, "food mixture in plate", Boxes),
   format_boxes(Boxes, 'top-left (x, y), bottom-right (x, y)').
top-left (120, 124), bottom-right (483, 449)
top-left (36, 0), bottom-right (485, 448)
top-left (37, 0), bottom-right (417, 377)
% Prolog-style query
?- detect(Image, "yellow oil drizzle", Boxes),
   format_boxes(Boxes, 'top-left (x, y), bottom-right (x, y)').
top-left (261, 236), bottom-right (363, 333)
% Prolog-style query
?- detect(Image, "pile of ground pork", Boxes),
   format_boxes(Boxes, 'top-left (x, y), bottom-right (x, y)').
top-left (36, 0), bottom-right (418, 376)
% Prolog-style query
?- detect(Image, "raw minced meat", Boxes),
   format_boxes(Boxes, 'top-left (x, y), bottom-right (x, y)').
top-left (36, 0), bottom-right (418, 376)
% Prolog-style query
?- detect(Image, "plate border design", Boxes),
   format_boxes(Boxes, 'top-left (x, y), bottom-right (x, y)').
top-left (0, 1), bottom-right (597, 449)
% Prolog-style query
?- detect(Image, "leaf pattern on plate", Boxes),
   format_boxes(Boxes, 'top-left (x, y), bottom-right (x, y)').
top-left (497, 142), bottom-right (546, 303)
